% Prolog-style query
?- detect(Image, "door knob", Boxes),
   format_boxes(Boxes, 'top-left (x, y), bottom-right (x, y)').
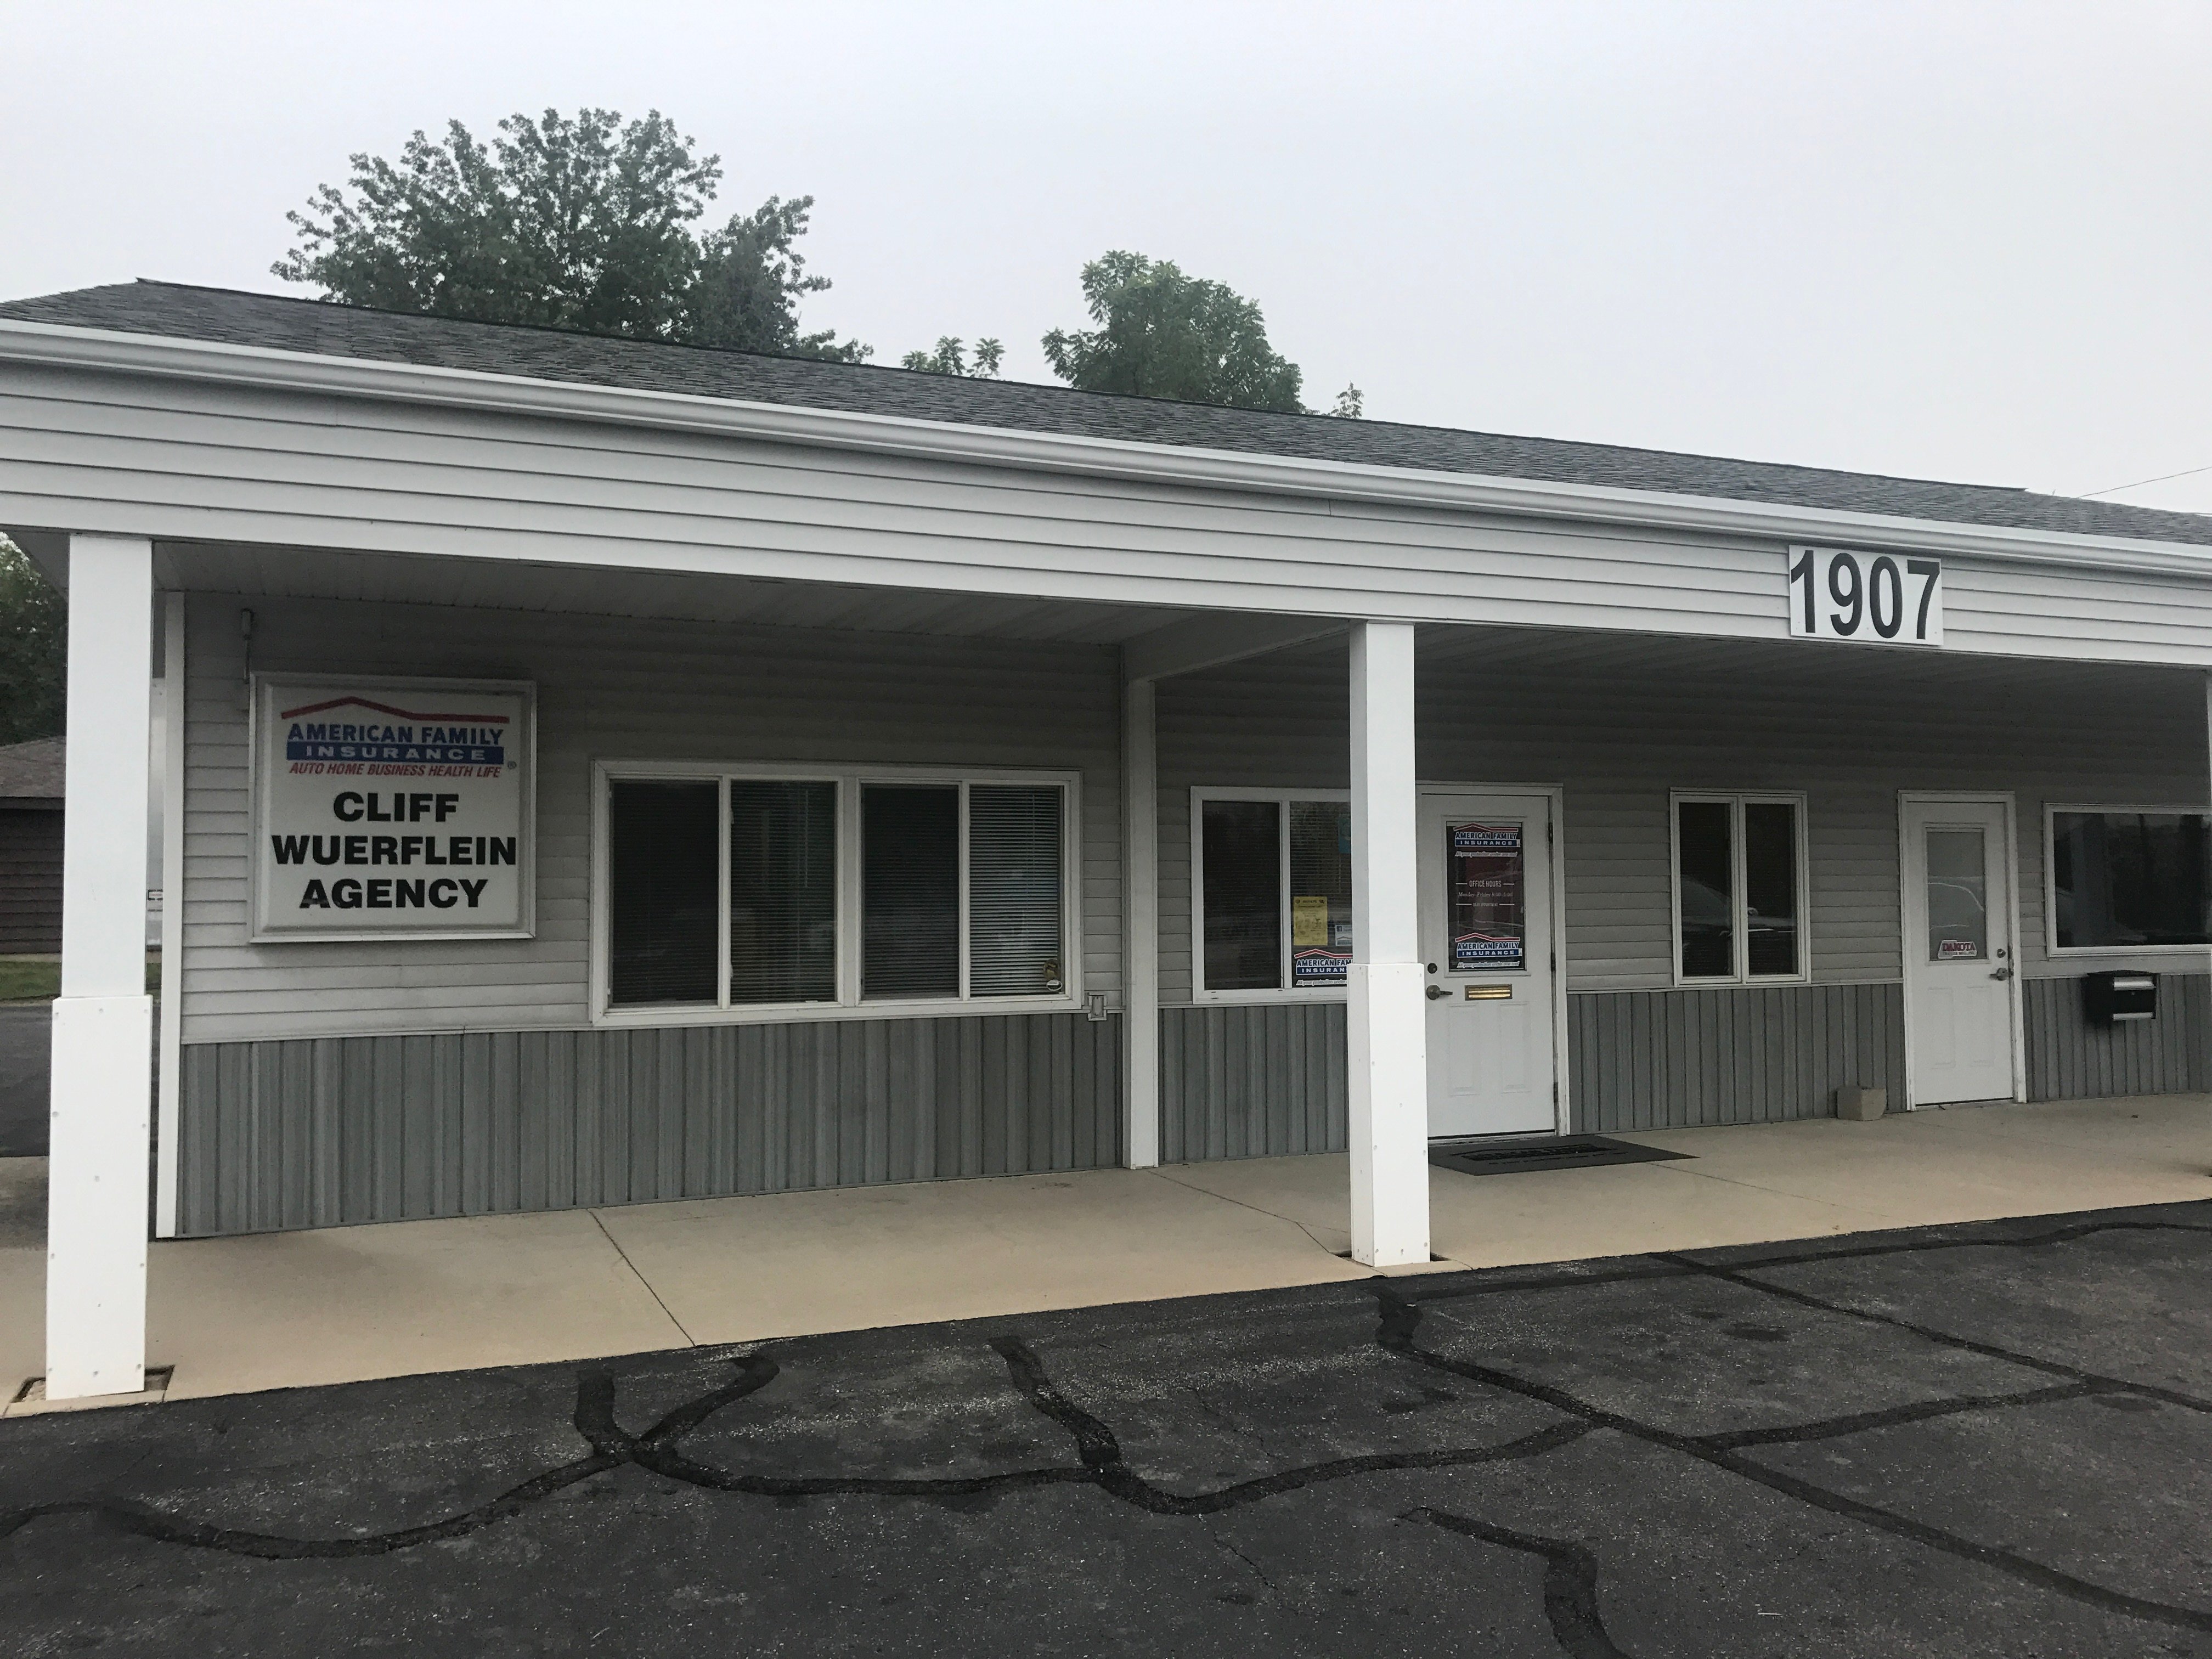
top-left (1989, 967), bottom-right (2012, 981)
top-left (1426, 985), bottom-right (1449, 1000)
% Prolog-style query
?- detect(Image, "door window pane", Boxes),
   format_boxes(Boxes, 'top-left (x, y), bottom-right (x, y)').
top-left (608, 780), bottom-right (719, 1006)
top-left (728, 780), bottom-right (837, 1005)
top-left (1203, 799), bottom-right (1282, 990)
top-left (1925, 827), bottom-right (1989, 962)
top-left (1676, 800), bottom-right (1734, 978)
top-left (1448, 821), bottom-right (1526, 972)
top-left (1288, 800), bottom-right (1353, 986)
top-left (2052, 811), bottom-right (2212, 949)
top-left (968, 785), bottom-right (1065, 996)
top-left (862, 785), bottom-right (960, 998)
top-left (1743, 801), bottom-right (1801, 977)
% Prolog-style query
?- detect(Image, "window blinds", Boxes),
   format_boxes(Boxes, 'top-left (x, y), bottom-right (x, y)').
top-left (968, 785), bottom-right (1064, 996)
top-left (729, 780), bottom-right (837, 1003)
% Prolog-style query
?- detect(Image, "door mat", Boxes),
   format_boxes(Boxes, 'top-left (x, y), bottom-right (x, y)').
top-left (1428, 1135), bottom-right (1692, 1177)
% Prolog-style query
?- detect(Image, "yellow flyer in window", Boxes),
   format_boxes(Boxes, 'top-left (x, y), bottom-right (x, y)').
top-left (1291, 895), bottom-right (1329, 946)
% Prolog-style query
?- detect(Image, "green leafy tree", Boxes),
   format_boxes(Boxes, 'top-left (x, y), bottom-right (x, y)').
top-left (275, 108), bottom-right (867, 360)
top-left (900, 337), bottom-right (1004, 377)
top-left (1041, 251), bottom-right (1305, 412)
top-left (1330, 383), bottom-right (1365, 419)
top-left (0, 539), bottom-right (65, 744)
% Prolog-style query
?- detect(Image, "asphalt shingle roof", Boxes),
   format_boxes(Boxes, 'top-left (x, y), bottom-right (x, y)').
top-left (7, 279), bottom-right (2211, 550)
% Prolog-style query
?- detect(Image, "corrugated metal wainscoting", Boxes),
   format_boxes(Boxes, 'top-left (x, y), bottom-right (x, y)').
top-left (177, 1013), bottom-right (1122, 1237)
top-left (2023, 973), bottom-right (2211, 1102)
top-left (1566, 984), bottom-right (1905, 1132)
top-left (1160, 1003), bottom-right (1348, 1163)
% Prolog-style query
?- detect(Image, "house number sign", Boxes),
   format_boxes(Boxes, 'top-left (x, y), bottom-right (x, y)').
top-left (1786, 545), bottom-right (1944, 646)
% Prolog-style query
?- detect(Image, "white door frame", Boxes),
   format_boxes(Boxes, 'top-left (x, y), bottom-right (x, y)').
top-left (1419, 780), bottom-right (1572, 1137)
top-left (1896, 790), bottom-right (2027, 1109)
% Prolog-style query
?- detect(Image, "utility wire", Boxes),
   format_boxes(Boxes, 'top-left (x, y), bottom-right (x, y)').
top-left (2076, 462), bottom-right (2212, 500)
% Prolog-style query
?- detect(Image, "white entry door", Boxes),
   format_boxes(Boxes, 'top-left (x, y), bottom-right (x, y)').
top-left (1417, 790), bottom-right (1559, 1138)
top-left (1901, 797), bottom-right (2019, 1105)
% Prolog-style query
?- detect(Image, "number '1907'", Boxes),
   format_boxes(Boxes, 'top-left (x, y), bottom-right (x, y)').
top-left (1786, 546), bottom-right (1944, 646)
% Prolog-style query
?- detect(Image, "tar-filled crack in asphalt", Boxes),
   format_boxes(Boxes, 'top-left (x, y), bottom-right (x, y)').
top-left (8, 1212), bottom-right (2212, 1655)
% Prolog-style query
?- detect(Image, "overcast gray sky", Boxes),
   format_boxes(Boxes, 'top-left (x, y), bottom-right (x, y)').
top-left (5, 1), bottom-right (2209, 509)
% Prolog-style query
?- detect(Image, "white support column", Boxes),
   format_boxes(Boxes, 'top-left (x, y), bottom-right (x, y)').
top-left (1348, 620), bottom-right (1429, 1267)
top-left (1122, 676), bottom-right (1161, 1168)
top-left (46, 535), bottom-right (156, 1400)
top-left (154, 592), bottom-right (186, 1238)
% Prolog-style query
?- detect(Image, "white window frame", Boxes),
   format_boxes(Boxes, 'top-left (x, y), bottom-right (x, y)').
top-left (2044, 801), bottom-right (2212, 959)
top-left (1668, 791), bottom-right (1812, 987)
top-left (1190, 786), bottom-right (1353, 1004)
top-left (590, 760), bottom-right (1084, 1026)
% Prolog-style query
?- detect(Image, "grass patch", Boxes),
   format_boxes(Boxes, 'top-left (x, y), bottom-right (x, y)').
top-left (0, 956), bottom-right (159, 1002)
top-left (0, 958), bottom-right (59, 1002)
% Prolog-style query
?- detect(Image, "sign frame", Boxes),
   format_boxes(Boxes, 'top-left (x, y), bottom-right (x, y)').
top-left (1786, 544), bottom-right (1945, 648)
top-left (248, 673), bottom-right (538, 944)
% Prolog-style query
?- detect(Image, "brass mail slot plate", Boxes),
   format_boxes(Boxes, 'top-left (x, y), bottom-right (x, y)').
top-left (1465, 984), bottom-right (1514, 1001)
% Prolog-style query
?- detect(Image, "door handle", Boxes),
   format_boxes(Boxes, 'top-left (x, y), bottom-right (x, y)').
top-left (1426, 985), bottom-right (1449, 1000)
top-left (1989, 967), bottom-right (2012, 981)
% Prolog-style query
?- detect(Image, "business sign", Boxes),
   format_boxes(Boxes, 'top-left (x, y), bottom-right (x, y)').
top-left (1449, 822), bottom-right (1525, 972)
top-left (1787, 546), bottom-right (1944, 646)
top-left (251, 676), bottom-right (536, 940)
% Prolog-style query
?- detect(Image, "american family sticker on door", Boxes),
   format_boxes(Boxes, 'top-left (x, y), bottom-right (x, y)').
top-left (250, 675), bottom-right (537, 940)
top-left (1449, 822), bottom-right (1526, 971)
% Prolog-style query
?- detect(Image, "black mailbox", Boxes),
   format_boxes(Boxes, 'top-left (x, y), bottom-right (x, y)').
top-left (2084, 970), bottom-right (2158, 1025)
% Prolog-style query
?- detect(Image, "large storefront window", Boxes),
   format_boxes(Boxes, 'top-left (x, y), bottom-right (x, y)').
top-left (602, 768), bottom-right (1074, 1015)
top-left (2051, 809), bottom-right (2212, 951)
top-left (1196, 791), bottom-right (1352, 995)
top-left (1672, 793), bottom-right (1808, 984)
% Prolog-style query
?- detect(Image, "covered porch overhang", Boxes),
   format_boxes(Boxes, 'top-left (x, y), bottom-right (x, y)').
top-left (16, 495), bottom-right (2212, 1401)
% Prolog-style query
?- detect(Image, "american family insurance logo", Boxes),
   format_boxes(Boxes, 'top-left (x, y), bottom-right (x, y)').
top-left (282, 696), bottom-right (509, 766)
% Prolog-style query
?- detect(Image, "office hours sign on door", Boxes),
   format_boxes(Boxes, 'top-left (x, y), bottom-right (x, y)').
top-left (1787, 545), bottom-right (1944, 646)
top-left (251, 675), bottom-right (537, 941)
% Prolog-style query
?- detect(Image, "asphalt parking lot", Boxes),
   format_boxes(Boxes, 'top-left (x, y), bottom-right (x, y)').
top-left (7, 1200), bottom-right (2212, 1657)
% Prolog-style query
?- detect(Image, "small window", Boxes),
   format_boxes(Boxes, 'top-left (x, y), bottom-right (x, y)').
top-left (608, 780), bottom-right (720, 1007)
top-left (967, 785), bottom-right (1066, 997)
top-left (600, 767), bottom-right (1077, 1019)
top-left (862, 785), bottom-right (961, 998)
top-left (729, 780), bottom-right (838, 1005)
top-left (1195, 791), bottom-right (1352, 996)
top-left (2051, 809), bottom-right (2212, 951)
top-left (1673, 793), bottom-right (1807, 983)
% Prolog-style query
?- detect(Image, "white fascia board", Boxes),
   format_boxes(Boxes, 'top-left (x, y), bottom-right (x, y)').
top-left (5, 317), bottom-right (2212, 584)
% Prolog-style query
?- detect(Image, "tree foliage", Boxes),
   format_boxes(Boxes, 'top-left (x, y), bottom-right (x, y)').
top-left (1041, 251), bottom-right (1305, 412)
top-left (900, 337), bottom-right (1004, 377)
top-left (275, 108), bottom-right (867, 360)
top-left (0, 539), bottom-right (65, 744)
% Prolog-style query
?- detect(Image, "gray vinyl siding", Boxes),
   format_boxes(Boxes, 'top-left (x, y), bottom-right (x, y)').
top-left (177, 1011), bottom-right (1121, 1236)
top-left (1156, 988), bottom-right (1904, 1161)
top-left (0, 805), bottom-right (63, 952)
top-left (177, 592), bottom-right (1121, 1044)
top-left (11, 363), bottom-right (2212, 665)
top-left (1156, 639), bottom-right (2211, 999)
top-left (1566, 984), bottom-right (1905, 1132)
top-left (1160, 1003), bottom-right (1348, 1164)
top-left (2023, 973), bottom-right (2212, 1102)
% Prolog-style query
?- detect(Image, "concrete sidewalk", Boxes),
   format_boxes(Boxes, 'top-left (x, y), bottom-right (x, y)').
top-left (5, 1093), bottom-right (2209, 1406)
